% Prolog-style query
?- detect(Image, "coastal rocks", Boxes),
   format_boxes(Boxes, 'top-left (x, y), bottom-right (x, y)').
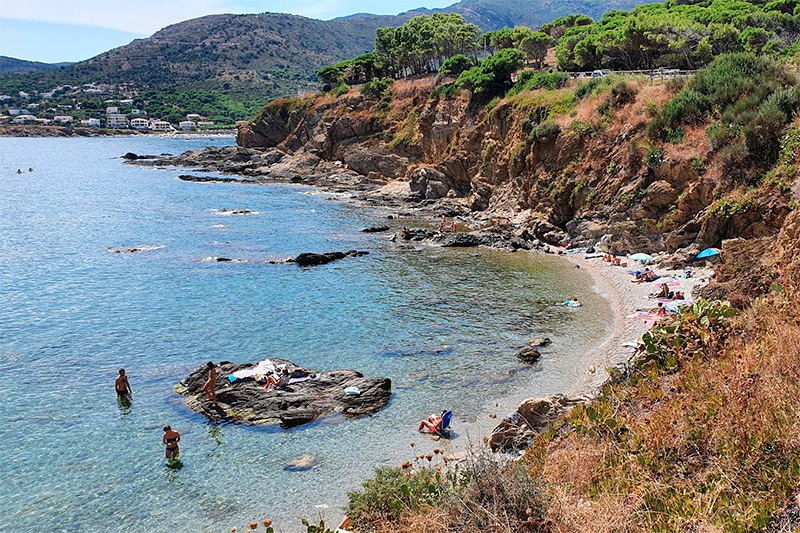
top-left (361, 226), bottom-right (390, 233)
top-left (515, 347), bottom-right (541, 364)
top-left (429, 230), bottom-right (534, 251)
top-left (489, 395), bottom-right (583, 452)
top-left (290, 250), bottom-right (369, 267)
top-left (529, 337), bottom-right (552, 348)
top-left (178, 359), bottom-right (392, 427)
top-left (178, 175), bottom-right (256, 185)
top-left (107, 244), bottom-right (166, 254)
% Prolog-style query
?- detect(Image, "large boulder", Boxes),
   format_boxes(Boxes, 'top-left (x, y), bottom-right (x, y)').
top-left (290, 250), bottom-right (368, 267)
top-left (177, 359), bottom-right (391, 428)
top-left (489, 395), bottom-right (583, 452)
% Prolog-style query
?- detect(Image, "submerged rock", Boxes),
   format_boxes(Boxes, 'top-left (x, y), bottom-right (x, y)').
top-left (529, 337), bottom-right (552, 347)
top-left (107, 244), bottom-right (166, 254)
top-left (213, 208), bottom-right (262, 216)
top-left (177, 358), bottom-right (391, 428)
top-left (178, 175), bottom-right (257, 185)
top-left (361, 226), bottom-right (390, 233)
top-left (291, 250), bottom-right (369, 267)
top-left (284, 454), bottom-right (319, 471)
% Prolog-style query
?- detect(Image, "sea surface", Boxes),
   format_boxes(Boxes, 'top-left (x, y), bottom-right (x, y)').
top-left (0, 136), bottom-right (612, 532)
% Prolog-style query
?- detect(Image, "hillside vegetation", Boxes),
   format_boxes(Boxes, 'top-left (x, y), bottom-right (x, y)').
top-left (238, 1), bottom-right (800, 528)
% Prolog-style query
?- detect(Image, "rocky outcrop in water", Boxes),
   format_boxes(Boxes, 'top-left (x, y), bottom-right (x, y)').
top-left (178, 359), bottom-right (392, 428)
top-left (289, 250), bottom-right (369, 266)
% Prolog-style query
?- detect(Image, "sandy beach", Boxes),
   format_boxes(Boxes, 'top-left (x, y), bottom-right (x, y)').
top-left (561, 251), bottom-right (712, 395)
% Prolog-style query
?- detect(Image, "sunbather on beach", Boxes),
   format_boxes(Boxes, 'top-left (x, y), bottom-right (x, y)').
top-left (655, 302), bottom-right (668, 318)
top-left (418, 410), bottom-right (446, 433)
top-left (612, 256), bottom-right (621, 266)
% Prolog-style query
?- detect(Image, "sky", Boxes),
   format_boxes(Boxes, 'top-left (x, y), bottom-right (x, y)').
top-left (0, 0), bottom-right (456, 63)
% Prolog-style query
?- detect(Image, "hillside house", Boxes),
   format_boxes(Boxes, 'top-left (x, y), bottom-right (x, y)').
top-left (130, 117), bottom-right (149, 130)
top-left (149, 120), bottom-right (172, 132)
top-left (106, 106), bottom-right (119, 115)
top-left (81, 118), bottom-right (102, 127)
top-left (186, 113), bottom-right (202, 121)
top-left (197, 121), bottom-right (215, 127)
top-left (13, 114), bottom-right (35, 124)
top-left (53, 115), bottom-right (73, 123)
top-left (179, 121), bottom-right (197, 131)
top-left (34, 117), bottom-right (52, 125)
top-left (107, 114), bottom-right (128, 128)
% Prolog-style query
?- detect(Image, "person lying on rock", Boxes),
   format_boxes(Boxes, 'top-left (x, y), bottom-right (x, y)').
top-left (263, 367), bottom-right (291, 392)
top-left (418, 410), bottom-right (446, 433)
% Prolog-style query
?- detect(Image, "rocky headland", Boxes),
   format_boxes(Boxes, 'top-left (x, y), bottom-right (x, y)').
top-left (177, 359), bottom-right (392, 428)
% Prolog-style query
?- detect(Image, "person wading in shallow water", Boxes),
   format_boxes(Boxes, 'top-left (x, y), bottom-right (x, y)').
top-left (203, 361), bottom-right (217, 405)
top-left (163, 425), bottom-right (181, 459)
top-left (115, 369), bottom-right (132, 398)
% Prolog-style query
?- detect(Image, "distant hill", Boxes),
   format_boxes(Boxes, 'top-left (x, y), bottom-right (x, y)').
top-left (0, 56), bottom-right (72, 75)
top-left (0, 0), bottom-right (644, 101)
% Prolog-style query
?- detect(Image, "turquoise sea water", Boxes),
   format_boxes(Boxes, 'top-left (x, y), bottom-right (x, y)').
top-left (0, 136), bottom-right (612, 532)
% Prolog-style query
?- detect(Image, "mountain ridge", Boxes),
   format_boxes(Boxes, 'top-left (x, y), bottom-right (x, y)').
top-left (0, 0), bottom-right (643, 101)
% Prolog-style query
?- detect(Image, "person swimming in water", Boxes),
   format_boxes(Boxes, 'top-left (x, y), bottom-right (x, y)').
top-left (163, 425), bottom-right (181, 459)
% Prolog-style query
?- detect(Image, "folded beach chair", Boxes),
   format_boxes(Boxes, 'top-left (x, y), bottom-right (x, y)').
top-left (436, 410), bottom-right (453, 436)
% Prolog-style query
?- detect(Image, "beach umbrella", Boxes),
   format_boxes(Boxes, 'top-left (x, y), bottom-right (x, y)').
top-left (696, 247), bottom-right (721, 259)
top-left (629, 253), bottom-right (655, 262)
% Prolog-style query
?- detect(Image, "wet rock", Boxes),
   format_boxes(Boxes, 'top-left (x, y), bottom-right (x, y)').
top-left (122, 152), bottom-right (158, 160)
top-left (284, 454), bottom-right (319, 471)
top-left (291, 250), bottom-right (369, 267)
top-left (213, 208), bottom-right (261, 216)
top-left (361, 226), bottom-right (390, 233)
top-left (489, 395), bottom-right (583, 452)
top-left (178, 358), bottom-right (392, 427)
top-left (529, 337), bottom-right (552, 347)
top-left (516, 347), bottom-right (541, 364)
top-left (107, 244), bottom-right (166, 254)
top-left (429, 231), bottom-right (533, 251)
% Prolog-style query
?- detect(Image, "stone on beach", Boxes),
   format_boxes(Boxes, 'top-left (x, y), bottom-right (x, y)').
top-left (515, 346), bottom-right (541, 364)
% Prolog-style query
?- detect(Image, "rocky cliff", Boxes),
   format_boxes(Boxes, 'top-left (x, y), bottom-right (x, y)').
top-left (237, 75), bottom-right (799, 291)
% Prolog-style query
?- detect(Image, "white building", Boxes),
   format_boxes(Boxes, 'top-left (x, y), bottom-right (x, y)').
top-left (131, 109), bottom-right (147, 116)
top-left (0, 95), bottom-right (11, 101)
top-left (119, 99), bottom-right (134, 105)
top-left (179, 121), bottom-right (197, 131)
top-left (149, 120), bottom-right (172, 132)
top-left (13, 114), bottom-right (36, 124)
top-left (8, 109), bottom-right (21, 115)
top-left (53, 115), bottom-right (73, 123)
top-left (197, 121), bottom-right (215, 127)
top-left (19, 91), bottom-right (29, 99)
top-left (106, 106), bottom-right (119, 115)
top-left (81, 118), bottom-right (102, 127)
top-left (107, 114), bottom-right (128, 128)
top-left (34, 117), bottom-right (52, 125)
top-left (130, 117), bottom-right (149, 130)
top-left (186, 113), bottom-right (202, 121)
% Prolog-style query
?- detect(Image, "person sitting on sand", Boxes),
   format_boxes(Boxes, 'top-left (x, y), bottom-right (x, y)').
top-left (611, 256), bottom-right (621, 266)
top-left (655, 283), bottom-right (671, 298)
top-left (115, 368), bottom-right (132, 398)
top-left (203, 361), bottom-right (217, 405)
top-left (263, 367), bottom-right (290, 392)
top-left (673, 291), bottom-right (685, 300)
top-left (603, 252), bottom-right (612, 262)
top-left (655, 302), bottom-right (668, 318)
top-left (418, 410), bottom-right (447, 433)
top-left (163, 425), bottom-right (181, 459)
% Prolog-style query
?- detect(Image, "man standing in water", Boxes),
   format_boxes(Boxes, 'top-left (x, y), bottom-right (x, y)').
top-left (115, 369), bottom-right (132, 398)
top-left (203, 361), bottom-right (217, 405)
top-left (162, 425), bottom-right (181, 459)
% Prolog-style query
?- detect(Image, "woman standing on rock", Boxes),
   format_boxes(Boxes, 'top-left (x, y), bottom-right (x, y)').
top-left (203, 361), bottom-right (217, 405)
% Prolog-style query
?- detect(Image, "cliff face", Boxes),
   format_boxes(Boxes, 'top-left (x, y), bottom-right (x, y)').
top-left (237, 76), bottom-right (799, 273)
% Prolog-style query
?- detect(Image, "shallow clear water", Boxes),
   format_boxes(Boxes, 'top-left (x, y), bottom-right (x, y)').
top-left (0, 136), bottom-right (612, 532)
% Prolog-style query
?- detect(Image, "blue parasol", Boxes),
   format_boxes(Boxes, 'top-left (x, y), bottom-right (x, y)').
top-left (696, 248), bottom-right (721, 259)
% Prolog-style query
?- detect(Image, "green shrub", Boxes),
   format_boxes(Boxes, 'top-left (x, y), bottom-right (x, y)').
top-left (438, 54), bottom-right (476, 79)
top-left (330, 83), bottom-right (349, 97)
top-left (454, 48), bottom-right (526, 101)
top-left (647, 147), bottom-right (665, 170)
top-left (529, 120), bottom-right (561, 143)
top-left (346, 467), bottom-right (444, 526)
top-left (508, 71), bottom-right (569, 96)
top-left (359, 77), bottom-right (393, 98)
